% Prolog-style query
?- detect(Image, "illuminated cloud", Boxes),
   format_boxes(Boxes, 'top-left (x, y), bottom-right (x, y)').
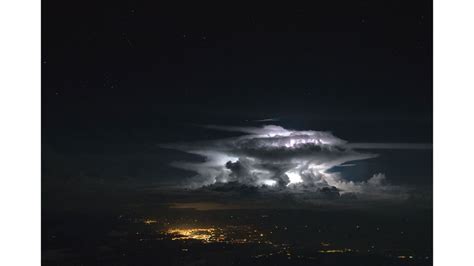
top-left (162, 125), bottom-right (420, 200)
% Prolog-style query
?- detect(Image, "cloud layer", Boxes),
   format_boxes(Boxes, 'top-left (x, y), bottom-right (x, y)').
top-left (162, 125), bottom-right (417, 201)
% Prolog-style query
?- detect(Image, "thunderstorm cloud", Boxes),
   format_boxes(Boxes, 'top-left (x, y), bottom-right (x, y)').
top-left (161, 125), bottom-right (428, 201)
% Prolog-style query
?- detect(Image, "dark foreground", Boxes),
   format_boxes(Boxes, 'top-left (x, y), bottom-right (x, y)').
top-left (42, 207), bottom-right (432, 266)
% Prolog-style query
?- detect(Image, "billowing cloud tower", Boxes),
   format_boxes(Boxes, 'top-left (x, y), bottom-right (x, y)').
top-left (162, 125), bottom-right (409, 200)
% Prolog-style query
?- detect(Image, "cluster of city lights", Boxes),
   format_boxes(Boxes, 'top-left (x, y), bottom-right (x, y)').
top-left (165, 226), bottom-right (272, 244)
top-left (166, 228), bottom-right (217, 242)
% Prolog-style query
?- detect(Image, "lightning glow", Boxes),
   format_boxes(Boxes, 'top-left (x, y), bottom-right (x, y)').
top-left (162, 125), bottom-right (407, 199)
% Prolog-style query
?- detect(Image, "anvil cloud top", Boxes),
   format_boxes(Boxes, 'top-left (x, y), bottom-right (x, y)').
top-left (163, 125), bottom-right (430, 200)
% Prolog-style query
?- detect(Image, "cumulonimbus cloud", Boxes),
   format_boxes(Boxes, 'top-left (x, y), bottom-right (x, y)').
top-left (161, 125), bottom-right (428, 200)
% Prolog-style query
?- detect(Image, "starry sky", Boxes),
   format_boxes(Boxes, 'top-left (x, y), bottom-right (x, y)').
top-left (42, 1), bottom-right (432, 203)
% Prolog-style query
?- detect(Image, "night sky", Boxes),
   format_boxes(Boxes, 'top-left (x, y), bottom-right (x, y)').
top-left (43, 1), bottom-right (432, 193)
